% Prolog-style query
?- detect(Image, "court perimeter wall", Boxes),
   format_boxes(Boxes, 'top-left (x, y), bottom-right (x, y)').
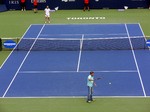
top-left (4, 0), bottom-right (150, 10)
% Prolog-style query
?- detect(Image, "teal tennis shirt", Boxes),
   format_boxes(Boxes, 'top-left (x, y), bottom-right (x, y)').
top-left (87, 75), bottom-right (94, 87)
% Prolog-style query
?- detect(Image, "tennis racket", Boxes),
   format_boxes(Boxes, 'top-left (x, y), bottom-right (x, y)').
top-left (94, 77), bottom-right (101, 86)
top-left (95, 77), bottom-right (102, 80)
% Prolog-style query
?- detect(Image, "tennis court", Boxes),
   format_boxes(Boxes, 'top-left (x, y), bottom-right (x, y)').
top-left (0, 23), bottom-right (150, 98)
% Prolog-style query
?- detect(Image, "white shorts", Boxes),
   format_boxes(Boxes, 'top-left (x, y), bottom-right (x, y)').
top-left (45, 14), bottom-right (50, 17)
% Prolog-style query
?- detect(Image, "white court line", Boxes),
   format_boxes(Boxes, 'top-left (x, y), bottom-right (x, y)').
top-left (1, 95), bottom-right (150, 99)
top-left (32, 23), bottom-right (139, 25)
top-left (19, 70), bottom-right (138, 74)
top-left (2, 24), bottom-right (46, 97)
top-left (125, 24), bottom-right (146, 97)
top-left (39, 33), bottom-right (127, 36)
top-left (76, 34), bottom-right (84, 72)
top-left (0, 25), bottom-right (32, 69)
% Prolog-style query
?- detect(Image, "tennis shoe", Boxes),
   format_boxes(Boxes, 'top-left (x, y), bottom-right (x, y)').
top-left (91, 99), bottom-right (95, 102)
top-left (87, 101), bottom-right (91, 103)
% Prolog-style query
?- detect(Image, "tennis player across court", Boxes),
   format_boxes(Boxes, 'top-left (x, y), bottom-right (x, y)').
top-left (87, 71), bottom-right (96, 103)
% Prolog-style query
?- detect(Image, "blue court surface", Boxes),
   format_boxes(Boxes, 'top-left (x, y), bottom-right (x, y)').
top-left (0, 24), bottom-right (150, 97)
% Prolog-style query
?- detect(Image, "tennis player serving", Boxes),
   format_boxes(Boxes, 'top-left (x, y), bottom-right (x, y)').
top-left (44, 6), bottom-right (51, 23)
top-left (87, 71), bottom-right (96, 103)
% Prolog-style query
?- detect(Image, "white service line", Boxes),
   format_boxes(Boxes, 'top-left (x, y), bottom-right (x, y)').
top-left (19, 70), bottom-right (138, 74)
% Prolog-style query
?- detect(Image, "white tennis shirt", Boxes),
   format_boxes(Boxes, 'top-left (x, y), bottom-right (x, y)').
top-left (45, 8), bottom-right (51, 16)
top-left (87, 75), bottom-right (94, 87)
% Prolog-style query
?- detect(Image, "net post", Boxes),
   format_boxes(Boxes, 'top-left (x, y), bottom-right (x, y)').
top-left (144, 36), bottom-right (146, 50)
top-left (16, 37), bottom-right (19, 51)
top-left (0, 38), bottom-right (2, 51)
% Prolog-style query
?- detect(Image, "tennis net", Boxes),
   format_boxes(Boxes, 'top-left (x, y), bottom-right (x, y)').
top-left (0, 36), bottom-right (148, 51)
